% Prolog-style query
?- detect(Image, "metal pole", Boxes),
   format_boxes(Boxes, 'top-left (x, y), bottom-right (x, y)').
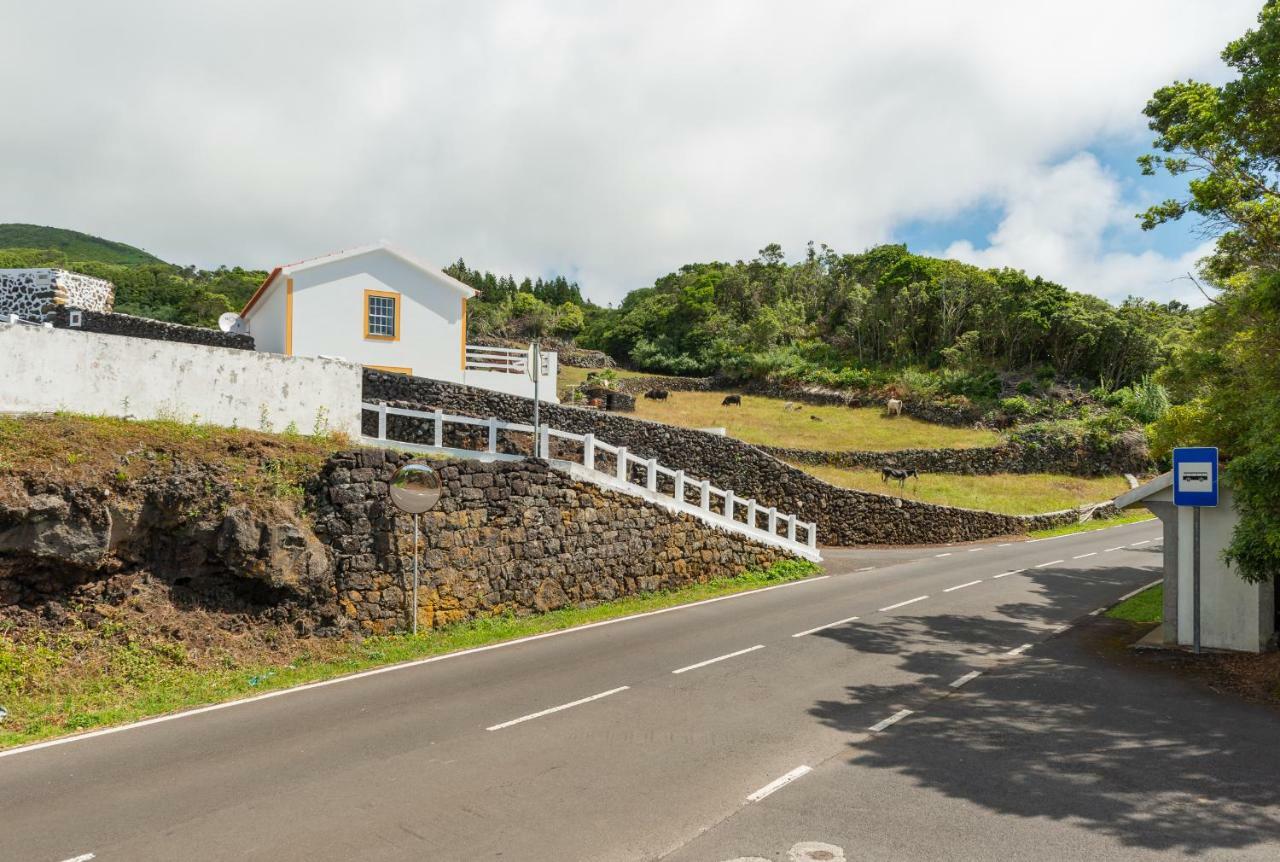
top-left (532, 340), bottom-right (541, 456)
top-left (1193, 505), bottom-right (1201, 655)
top-left (412, 513), bottom-right (420, 637)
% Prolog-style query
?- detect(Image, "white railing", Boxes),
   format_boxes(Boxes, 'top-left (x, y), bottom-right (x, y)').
top-left (362, 401), bottom-right (819, 557)
top-left (464, 344), bottom-right (553, 376)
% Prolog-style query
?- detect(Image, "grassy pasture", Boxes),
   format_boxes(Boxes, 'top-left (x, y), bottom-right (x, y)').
top-left (793, 463), bottom-right (1129, 515)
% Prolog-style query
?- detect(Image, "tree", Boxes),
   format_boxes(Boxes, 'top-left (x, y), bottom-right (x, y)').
top-left (1142, 1), bottom-right (1280, 584)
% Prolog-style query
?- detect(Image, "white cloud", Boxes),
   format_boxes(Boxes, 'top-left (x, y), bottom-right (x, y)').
top-left (0, 1), bottom-right (1258, 303)
top-left (941, 153), bottom-right (1217, 305)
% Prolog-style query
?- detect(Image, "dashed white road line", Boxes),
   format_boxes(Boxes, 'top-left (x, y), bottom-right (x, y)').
top-left (879, 595), bottom-right (929, 613)
top-left (998, 542), bottom-right (1011, 547)
top-left (1132, 539), bottom-right (1151, 545)
top-left (1006, 643), bottom-right (1033, 656)
top-left (792, 616), bottom-right (860, 638)
top-left (943, 580), bottom-right (982, 593)
top-left (672, 644), bottom-right (765, 675)
top-left (935, 552), bottom-right (952, 558)
top-left (1104, 546), bottom-right (1125, 552)
top-left (869, 709), bottom-right (914, 732)
top-left (486, 686), bottom-right (630, 731)
top-left (967, 547), bottom-right (984, 552)
top-left (855, 566), bottom-right (875, 573)
top-left (992, 569), bottom-right (1023, 579)
top-left (1035, 559), bottom-right (1065, 568)
top-left (1052, 623), bottom-right (1070, 634)
top-left (1073, 552), bottom-right (1097, 559)
top-left (746, 765), bottom-right (812, 803)
top-left (949, 671), bottom-right (982, 688)
top-left (59, 854), bottom-right (95, 862)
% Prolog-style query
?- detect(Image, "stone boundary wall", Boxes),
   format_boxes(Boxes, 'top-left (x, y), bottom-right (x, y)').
top-left (311, 451), bottom-right (790, 633)
top-left (759, 439), bottom-right (1146, 478)
top-left (614, 375), bottom-right (717, 395)
top-left (0, 268), bottom-right (115, 321)
top-left (50, 307), bottom-right (255, 350)
top-left (363, 371), bottom-right (1105, 545)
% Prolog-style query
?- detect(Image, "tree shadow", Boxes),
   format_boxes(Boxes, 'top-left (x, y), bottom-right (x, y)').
top-left (805, 561), bottom-right (1280, 854)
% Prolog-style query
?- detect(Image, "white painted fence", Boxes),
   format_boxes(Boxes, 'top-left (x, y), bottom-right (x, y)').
top-left (362, 402), bottom-right (819, 560)
top-left (463, 345), bottom-right (559, 403)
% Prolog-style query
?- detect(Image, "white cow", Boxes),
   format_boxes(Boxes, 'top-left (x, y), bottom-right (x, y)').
top-left (885, 398), bottom-right (903, 416)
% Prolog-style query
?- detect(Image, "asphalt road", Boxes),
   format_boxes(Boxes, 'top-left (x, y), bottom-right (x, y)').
top-left (3, 519), bottom-right (1237, 862)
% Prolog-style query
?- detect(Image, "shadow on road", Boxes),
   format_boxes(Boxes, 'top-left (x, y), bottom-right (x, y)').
top-left (806, 557), bottom-right (1280, 855)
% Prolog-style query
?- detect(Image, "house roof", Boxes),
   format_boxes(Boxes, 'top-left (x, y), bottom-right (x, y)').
top-left (240, 240), bottom-right (477, 316)
top-left (1115, 471), bottom-right (1173, 509)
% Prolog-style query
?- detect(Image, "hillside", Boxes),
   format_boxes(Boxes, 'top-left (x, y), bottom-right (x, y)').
top-left (0, 223), bottom-right (164, 266)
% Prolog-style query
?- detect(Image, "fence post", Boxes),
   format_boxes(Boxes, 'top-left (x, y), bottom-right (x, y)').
top-left (540, 426), bottom-right (551, 459)
top-left (377, 403), bottom-right (387, 441)
top-left (724, 490), bottom-right (736, 522)
top-left (583, 433), bottom-right (595, 470)
top-left (488, 416), bottom-right (498, 453)
top-left (787, 516), bottom-right (797, 542)
top-left (767, 507), bottom-right (778, 535)
top-left (746, 499), bottom-right (758, 530)
top-left (646, 458), bottom-right (658, 492)
top-left (616, 446), bottom-right (628, 481)
top-left (807, 523), bottom-right (818, 550)
top-left (673, 470), bottom-right (685, 503)
top-left (700, 480), bottom-right (711, 510)
top-left (433, 409), bottom-right (444, 447)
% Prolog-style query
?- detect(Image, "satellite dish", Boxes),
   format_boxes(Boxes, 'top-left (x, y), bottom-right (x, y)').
top-left (218, 312), bottom-right (248, 335)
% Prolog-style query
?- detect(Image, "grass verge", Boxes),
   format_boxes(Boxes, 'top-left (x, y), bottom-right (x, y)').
top-left (628, 390), bottom-right (1000, 451)
top-left (794, 463), bottom-right (1130, 516)
top-left (0, 559), bottom-right (820, 750)
top-left (1106, 583), bottom-right (1163, 624)
top-left (1027, 511), bottom-right (1156, 539)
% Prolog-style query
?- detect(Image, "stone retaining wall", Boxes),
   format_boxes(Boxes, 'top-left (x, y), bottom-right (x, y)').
top-left (50, 307), bottom-right (255, 350)
top-left (310, 450), bottom-right (790, 633)
top-left (363, 372), bottom-right (1102, 545)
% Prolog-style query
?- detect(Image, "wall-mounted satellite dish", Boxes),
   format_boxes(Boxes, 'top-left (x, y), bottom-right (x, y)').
top-left (218, 312), bottom-right (249, 335)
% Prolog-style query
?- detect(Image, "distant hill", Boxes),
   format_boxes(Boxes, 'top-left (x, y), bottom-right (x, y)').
top-left (0, 223), bottom-right (165, 266)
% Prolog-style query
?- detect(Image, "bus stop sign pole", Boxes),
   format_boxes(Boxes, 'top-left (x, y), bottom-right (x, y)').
top-left (1172, 447), bottom-right (1218, 655)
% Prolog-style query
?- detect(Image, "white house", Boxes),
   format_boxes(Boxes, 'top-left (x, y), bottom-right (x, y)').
top-left (240, 242), bottom-right (557, 401)
top-left (1116, 472), bottom-right (1275, 653)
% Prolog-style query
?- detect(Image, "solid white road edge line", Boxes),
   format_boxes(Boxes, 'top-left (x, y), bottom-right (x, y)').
top-left (1006, 643), bottom-right (1032, 656)
top-left (944, 580), bottom-right (982, 593)
top-left (486, 686), bottom-right (630, 731)
top-left (1073, 552), bottom-right (1097, 559)
top-left (869, 709), bottom-right (914, 732)
top-left (672, 644), bottom-right (766, 675)
top-left (1132, 540), bottom-right (1152, 546)
top-left (949, 671), bottom-right (982, 688)
top-left (992, 569), bottom-right (1023, 579)
top-left (792, 616), bottom-right (861, 638)
top-left (0, 575), bottom-right (830, 760)
top-left (879, 595), bottom-right (929, 613)
top-left (1117, 579), bottom-right (1164, 603)
top-left (746, 765), bottom-right (812, 803)
top-left (1035, 559), bottom-right (1065, 568)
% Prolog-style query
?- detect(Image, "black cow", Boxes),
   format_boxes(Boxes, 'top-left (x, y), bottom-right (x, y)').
top-left (644, 389), bottom-right (670, 400)
top-left (881, 467), bottom-right (919, 488)
top-left (721, 394), bottom-right (742, 406)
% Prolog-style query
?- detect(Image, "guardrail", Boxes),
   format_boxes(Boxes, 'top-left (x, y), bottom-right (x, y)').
top-left (464, 344), bottom-right (553, 376)
top-left (362, 401), bottom-right (819, 557)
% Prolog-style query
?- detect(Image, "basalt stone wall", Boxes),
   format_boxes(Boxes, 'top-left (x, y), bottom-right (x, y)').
top-left (50, 307), bottom-right (255, 350)
top-left (736, 381), bottom-right (986, 427)
top-left (0, 268), bottom-right (115, 321)
top-left (363, 372), bottom-right (1096, 545)
top-left (615, 375), bottom-right (717, 395)
top-left (310, 450), bottom-right (790, 633)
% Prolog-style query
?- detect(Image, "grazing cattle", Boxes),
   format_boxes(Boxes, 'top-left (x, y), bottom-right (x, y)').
top-left (644, 389), bottom-right (670, 400)
top-left (810, 415), bottom-right (822, 422)
top-left (721, 394), bottom-right (742, 406)
top-left (885, 398), bottom-right (903, 416)
top-left (782, 401), bottom-right (803, 412)
top-left (881, 466), bottom-right (919, 488)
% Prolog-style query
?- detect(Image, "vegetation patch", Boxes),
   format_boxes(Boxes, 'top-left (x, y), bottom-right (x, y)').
top-left (1106, 584), bottom-right (1162, 624)
top-left (629, 391), bottom-right (999, 451)
top-left (1026, 512), bottom-right (1156, 539)
top-left (0, 558), bottom-right (818, 749)
top-left (792, 464), bottom-right (1128, 516)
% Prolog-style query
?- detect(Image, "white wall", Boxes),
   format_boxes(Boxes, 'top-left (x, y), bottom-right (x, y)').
top-left (248, 277), bottom-right (287, 355)
top-left (289, 250), bottom-right (466, 381)
top-left (0, 323), bottom-right (363, 437)
top-left (464, 351), bottom-right (560, 403)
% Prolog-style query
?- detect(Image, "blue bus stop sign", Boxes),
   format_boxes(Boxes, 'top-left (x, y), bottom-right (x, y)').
top-left (1172, 447), bottom-right (1219, 507)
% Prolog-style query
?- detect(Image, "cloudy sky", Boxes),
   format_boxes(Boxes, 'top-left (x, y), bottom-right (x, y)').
top-left (1, 1), bottom-right (1259, 306)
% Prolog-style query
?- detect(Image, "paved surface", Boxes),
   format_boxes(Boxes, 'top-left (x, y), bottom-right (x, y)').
top-left (5, 520), bottom-right (1274, 861)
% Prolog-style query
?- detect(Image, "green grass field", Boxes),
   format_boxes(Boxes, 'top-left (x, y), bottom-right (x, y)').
top-left (626, 390), bottom-right (1000, 451)
top-left (1027, 511), bottom-right (1155, 539)
top-left (792, 464), bottom-right (1129, 515)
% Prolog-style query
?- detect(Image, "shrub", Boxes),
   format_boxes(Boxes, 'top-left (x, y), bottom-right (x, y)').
top-left (999, 396), bottom-right (1033, 417)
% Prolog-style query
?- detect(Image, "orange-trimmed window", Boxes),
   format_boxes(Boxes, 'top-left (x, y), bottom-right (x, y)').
top-left (364, 289), bottom-right (401, 341)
